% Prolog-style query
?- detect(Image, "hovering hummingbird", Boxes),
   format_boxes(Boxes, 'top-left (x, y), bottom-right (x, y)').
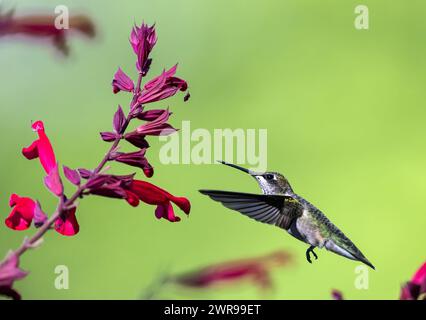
top-left (200, 161), bottom-right (375, 270)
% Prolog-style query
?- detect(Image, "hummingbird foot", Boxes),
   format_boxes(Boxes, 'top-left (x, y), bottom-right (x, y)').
top-left (306, 246), bottom-right (318, 264)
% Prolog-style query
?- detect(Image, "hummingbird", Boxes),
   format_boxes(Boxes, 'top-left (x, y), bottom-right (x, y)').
top-left (199, 161), bottom-right (375, 270)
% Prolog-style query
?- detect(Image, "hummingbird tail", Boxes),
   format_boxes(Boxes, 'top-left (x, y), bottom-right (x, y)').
top-left (325, 240), bottom-right (375, 270)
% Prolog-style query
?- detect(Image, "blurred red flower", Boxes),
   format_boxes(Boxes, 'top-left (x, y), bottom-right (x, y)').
top-left (0, 10), bottom-right (95, 55)
top-left (173, 251), bottom-right (293, 291)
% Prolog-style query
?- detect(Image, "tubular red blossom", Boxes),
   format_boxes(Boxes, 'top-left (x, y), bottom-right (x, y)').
top-left (54, 206), bottom-right (79, 236)
top-left (124, 180), bottom-right (190, 222)
top-left (5, 194), bottom-right (36, 231)
top-left (137, 65), bottom-right (188, 105)
top-left (112, 68), bottom-right (134, 94)
top-left (22, 121), bottom-right (56, 175)
top-left (130, 22), bottom-right (157, 74)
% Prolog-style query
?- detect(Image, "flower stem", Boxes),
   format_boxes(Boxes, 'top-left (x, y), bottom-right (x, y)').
top-left (2, 73), bottom-right (144, 263)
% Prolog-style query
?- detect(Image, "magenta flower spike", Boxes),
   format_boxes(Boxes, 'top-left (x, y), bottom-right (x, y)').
top-left (1, 20), bottom-right (191, 300)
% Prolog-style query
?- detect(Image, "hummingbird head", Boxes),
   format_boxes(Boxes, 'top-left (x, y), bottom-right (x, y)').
top-left (218, 161), bottom-right (293, 195)
top-left (252, 171), bottom-right (293, 195)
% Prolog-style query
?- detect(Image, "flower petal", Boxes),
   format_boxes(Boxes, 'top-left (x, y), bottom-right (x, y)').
top-left (155, 202), bottom-right (180, 222)
top-left (54, 207), bottom-right (79, 236)
top-left (0, 253), bottom-right (28, 287)
top-left (111, 149), bottom-right (154, 175)
top-left (135, 109), bottom-right (168, 121)
top-left (22, 140), bottom-right (39, 160)
top-left (33, 201), bottom-right (48, 228)
top-left (63, 165), bottom-right (81, 186)
top-left (124, 190), bottom-right (140, 207)
top-left (124, 132), bottom-right (150, 149)
top-left (31, 121), bottom-right (56, 174)
top-left (5, 195), bottom-right (35, 231)
top-left (113, 105), bottom-right (126, 133)
top-left (112, 68), bottom-right (134, 94)
top-left (100, 131), bottom-right (118, 142)
top-left (138, 65), bottom-right (188, 104)
top-left (44, 164), bottom-right (63, 197)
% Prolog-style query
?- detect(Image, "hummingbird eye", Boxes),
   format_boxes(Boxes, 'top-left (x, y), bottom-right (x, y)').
top-left (265, 174), bottom-right (274, 180)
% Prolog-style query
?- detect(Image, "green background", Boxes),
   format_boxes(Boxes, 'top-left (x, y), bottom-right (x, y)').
top-left (1, 0), bottom-right (425, 299)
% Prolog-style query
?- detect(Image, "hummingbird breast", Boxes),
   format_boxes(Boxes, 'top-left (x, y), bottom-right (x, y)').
top-left (292, 209), bottom-right (327, 248)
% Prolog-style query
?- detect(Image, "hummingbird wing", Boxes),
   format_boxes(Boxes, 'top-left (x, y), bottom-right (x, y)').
top-left (199, 190), bottom-right (303, 229)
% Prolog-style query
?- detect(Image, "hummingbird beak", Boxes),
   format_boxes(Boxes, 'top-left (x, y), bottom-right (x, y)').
top-left (217, 160), bottom-right (257, 175)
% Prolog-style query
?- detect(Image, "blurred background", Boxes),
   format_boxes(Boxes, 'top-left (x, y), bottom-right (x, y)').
top-left (0, 0), bottom-right (425, 299)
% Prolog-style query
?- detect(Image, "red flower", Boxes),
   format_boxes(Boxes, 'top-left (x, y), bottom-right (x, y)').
top-left (137, 65), bottom-right (188, 105)
top-left (54, 206), bottom-right (79, 236)
top-left (124, 180), bottom-right (190, 222)
top-left (173, 251), bottom-right (292, 291)
top-left (5, 193), bottom-right (78, 236)
top-left (400, 261), bottom-right (426, 300)
top-left (0, 11), bottom-right (95, 55)
top-left (22, 121), bottom-right (56, 174)
top-left (5, 194), bottom-right (36, 231)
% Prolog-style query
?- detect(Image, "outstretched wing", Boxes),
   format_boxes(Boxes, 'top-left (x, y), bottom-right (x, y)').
top-left (199, 190), bottom-right (303, 230)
